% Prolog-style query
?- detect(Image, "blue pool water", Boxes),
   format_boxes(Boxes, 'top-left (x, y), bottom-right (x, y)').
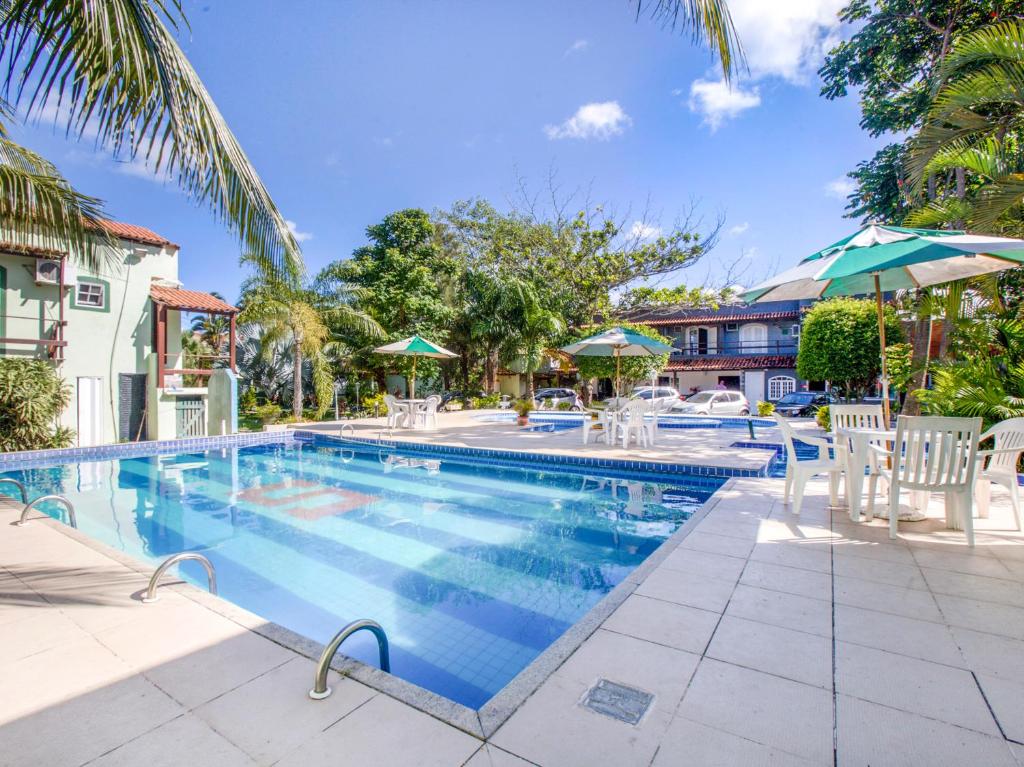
top-left (1, 438), bottom-right (720, 709)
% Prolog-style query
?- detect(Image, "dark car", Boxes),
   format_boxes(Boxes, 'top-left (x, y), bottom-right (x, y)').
top-left (772, 391), bottom-right (836, 417)
top-left (440, 390), bottom-right (483, 411)
top-left (533, 387), bottom-right (583, 410)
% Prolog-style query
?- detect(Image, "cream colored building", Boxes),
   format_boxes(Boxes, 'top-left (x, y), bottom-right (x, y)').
top-left (0, 221), bottom-right (238, 446)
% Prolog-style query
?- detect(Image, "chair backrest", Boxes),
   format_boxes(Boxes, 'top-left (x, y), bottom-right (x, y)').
top-left (772, 415), bottom-right (803, 464)
top-left (623, 398), bottom-right (648, 422)
top-left (981, 417), bottom-right (1024, 475)
top-left (383, 394), bottom-right (400, 415)
top-left (831, 404), bottom-right (884, 434)
top-left (890, 415), bottom-right (982, 491)
top-left (420, 395), bottom-right (441, 414)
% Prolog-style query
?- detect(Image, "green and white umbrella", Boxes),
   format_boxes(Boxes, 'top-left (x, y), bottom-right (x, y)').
top-left (742, 224), bottom-right (1024, 421)
top-left (561, 327), bottom-right (677, 398)
top-left (373, 335), bottom-right (457, 399)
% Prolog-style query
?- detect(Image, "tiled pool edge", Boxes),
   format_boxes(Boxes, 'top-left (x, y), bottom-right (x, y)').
top-left (20, 467), bottom-right (734, 741)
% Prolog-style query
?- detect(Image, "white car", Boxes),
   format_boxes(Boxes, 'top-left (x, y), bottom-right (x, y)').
top-left (672, 390), bottom-right (750, 416)
top-left (629, 386), bottom-right (684, 410)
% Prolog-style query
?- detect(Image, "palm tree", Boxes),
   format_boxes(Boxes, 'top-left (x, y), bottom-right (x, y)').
top-left (0, 1), bottom-right (299, 272)
top-left (634, 1), bottom-right (743, 81)
top-left (907, 22), bottom-right (1024, 232)
top-left (190, 292), bottom-right (231, 353)
top-left (499, 281), bottom-right (564, 399)
top-left (239, 254), bottom-right (381, 419)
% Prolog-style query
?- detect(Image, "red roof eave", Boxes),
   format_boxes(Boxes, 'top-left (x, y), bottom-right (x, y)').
top-left (666, 355), bottom-right (797, 372)
top-left (150, 285), bottom-right (238, 314)
top-left (637, 311), bottom-right (800, 327)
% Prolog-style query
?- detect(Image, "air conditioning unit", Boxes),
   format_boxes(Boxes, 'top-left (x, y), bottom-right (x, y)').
top-left (725, 322), bottom-right (738, 332)
top-left (34, 259), bottom-right (62, 285)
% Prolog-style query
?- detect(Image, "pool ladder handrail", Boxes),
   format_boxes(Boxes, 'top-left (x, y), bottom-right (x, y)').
top-left (18, 494), bottom-right (76, 528)
top-left (0, 477), bottom-right (27, 503)
top-left (309, 619), bottom-right (390, 700)
top-left (143, 552), bottom-right (217, 603)
top-left (338, 423), bottom-right (355, 440)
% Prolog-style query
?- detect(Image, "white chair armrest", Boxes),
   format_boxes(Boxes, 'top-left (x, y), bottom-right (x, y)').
top-left (868, 442), bottom-right (891, 458)
top-left (800, 435), bottom-right (833, 460)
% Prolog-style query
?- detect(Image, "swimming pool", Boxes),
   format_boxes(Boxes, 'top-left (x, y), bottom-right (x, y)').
top-left (1, 436), bottom-right (720, 709)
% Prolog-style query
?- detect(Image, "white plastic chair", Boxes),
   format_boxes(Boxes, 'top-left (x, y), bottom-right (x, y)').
top-left (774, 415), bottom-right (843, 516)
top-left (383, 394), bottom-right (410, 429)
top-left (866, 416), bottom-right (982, 546)
top-left (830, 404), bottom-right (885, 466)
top-left (414, 395), bottom-right (442, 429)
top-left (582, 408), bottom-right (616, 445)
top-left (975, 417), bottom-right (1024, 529)
top-left (620, 399), bottom-right (652, 449)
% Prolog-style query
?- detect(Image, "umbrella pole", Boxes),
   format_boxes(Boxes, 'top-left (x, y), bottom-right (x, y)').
top-left (615, 350), bottom-right (621, 399)
top-left (874, 274), bottom-right (890, 425)
top-left (410, 355), bottom-right (417, 399)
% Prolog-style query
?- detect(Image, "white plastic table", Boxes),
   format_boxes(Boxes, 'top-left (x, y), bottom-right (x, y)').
top-left (834, 426), bottom-right (894, 522)
top-left (395, 399), bottom-right (425, 428)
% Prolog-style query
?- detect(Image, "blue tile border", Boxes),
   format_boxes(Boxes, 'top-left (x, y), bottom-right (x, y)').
top-left (0, 430), bottom-right (293, 472)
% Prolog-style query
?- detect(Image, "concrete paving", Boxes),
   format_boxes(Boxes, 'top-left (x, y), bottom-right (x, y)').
top-left (4, 425), bottom-right (1024, 765)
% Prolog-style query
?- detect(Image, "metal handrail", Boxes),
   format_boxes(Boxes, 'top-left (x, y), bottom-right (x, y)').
top-left (309, 619), bottom-right (390, 700)
top-left (142, 552), bottom-right (217, 603)
top-left (18, 495), bottom-right (76, 528)
top-left (338, 423), bottom-right (355, 439)
top-left (0, 478), bottom-right (27, 503)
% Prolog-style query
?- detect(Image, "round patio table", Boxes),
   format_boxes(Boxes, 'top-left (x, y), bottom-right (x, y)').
top-left (834, 426), bottom-right (927, 523)
top-left (395, 399), bottom-right (425, 429)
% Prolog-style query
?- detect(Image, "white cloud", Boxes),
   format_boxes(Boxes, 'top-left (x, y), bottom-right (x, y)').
top-left (825, 175), bottom-right (856, 200)
top-left (286, 220), bottom-right (313, 243)
top-left (544, 101), bottom-right (632, 141)
top-left (728, 221), bottom-right (750, 236)
top-left (564, 39), bottom-right (589, 56)
top-left (727, 0), bottom-right (847, 84)
top-left (742, 245), bottom-right (760, 259)
top-left (629, 221), bottom-right (662, 240)
top-left (688, 79), bottom-right (760, 130)
top-left (671, 87), bottom-right (683, 97)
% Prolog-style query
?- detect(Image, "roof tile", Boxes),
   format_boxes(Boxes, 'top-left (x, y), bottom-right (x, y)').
top-left (150, 285), bottom-right (238, 314)
top-left (666, 355), bottom-right (796, 371)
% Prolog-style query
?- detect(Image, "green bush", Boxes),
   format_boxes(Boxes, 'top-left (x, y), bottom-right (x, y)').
top-left (556, 401), bottom-right (573, 411)
top-left (756, 400), bottom-right (775, 416)
top-left (0, 359), bottom-right (74, 451)
top-left (815, 404), bottom-right (831, 432)
top-left (253, 403), bottom-right (284, 425)
top-left (476, 393), bottom-right (501, 409)
top-left (239, 387), bottom-right (258, 413)
top-left (362, 393), bottom-right (386, 414)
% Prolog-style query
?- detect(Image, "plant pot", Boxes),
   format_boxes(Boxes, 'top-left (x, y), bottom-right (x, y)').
top-left (517, 416), bottom-right (530, 426)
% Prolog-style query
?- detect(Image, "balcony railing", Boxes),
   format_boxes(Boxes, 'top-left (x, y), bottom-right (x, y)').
top-left (672, 341), bottom-right (798, 358)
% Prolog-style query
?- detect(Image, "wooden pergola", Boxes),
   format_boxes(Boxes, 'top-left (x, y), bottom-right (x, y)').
top-left (150, 285), bottom-right (239, 388)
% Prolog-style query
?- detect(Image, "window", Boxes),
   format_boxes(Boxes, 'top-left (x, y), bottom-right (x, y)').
top-left (75, 280), bottom-right (106, 310)
top-left (739, 323), bottom-right (767, 352)
top-left (768, 376), bottom-right (796, 400)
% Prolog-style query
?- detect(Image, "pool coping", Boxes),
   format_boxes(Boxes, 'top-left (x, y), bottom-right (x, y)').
top-left (3, 430), bottom-right (734, 738)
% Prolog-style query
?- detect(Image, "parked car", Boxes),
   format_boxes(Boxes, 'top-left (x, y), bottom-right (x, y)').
top-left (440, 390), bottom-right (483, 411)
top-left (771, 391), bottom-right (836, 418)
top-left (629, 386), bottom-right (684, 410)
top-left (671, 390), bottom-right (750, 415)
top-left (533, 387), bottom-right (583, 410)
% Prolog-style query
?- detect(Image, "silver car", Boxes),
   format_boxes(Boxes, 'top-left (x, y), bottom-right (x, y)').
top-left (672, 390), bottom-right (750, 416)
top-left (629, 386), bottom-right (684, 410)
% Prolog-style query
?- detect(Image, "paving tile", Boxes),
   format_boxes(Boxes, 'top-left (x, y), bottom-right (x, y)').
top-left (676, 658), bottom-right (833, 763)
top-left (491, 673), bottom-right (671, 767)
top-left (706, 615), bottom-right (832, 689)
top-left (922, 568), bottom-right (1024, 608)
top-left (739, 560), bottom-right (831, 601)
top-left (87, 712), bottom-right (255, 767)
top-left (0, 674), bottom-right (182, 767)
top-left (692, 517), bottom-right (763, 542)
top-left (748, 542), bottom-right (832, 574)
top-left (830, 538), bottom-right (916, 565)
top-left (834, 642), bottom-right (998, 735)
top-left (603, 594), bottom-right (720, 654)
top-left (651, 717), bottom-right (817, 767)
top-left (976, 673), bottom-right (1024, 744)
top-left (635, 565), bottom-right (736, 613)
top-left (0, 607), bottom-right (92, 662)
top-left (935, 594), bottom-right (1024, 641)
top-left (952, 628), bottom-right (1024, 685)
top-left (832, 574), bottom-right (943, 622)
top-left (678, 530), bottom-right (755, 559)
top-left (140, 627), bottom-right (295, 708)
top-left (725, 584), bottom-right (832, 638)
top-left (275, 693), bottom-right (480, 767)
top-left (658, 548), bottom-right (746, 583)
top-left (194, 657), bottom-right (375, 765)
top-left (463, 744), bottom-right (535, 767)
top-left (832, 554), bottom-right (928, 590)
top-left (836, 694), bottom-right (1016, 767)
top-left (834, 604), bottom-right (964, 667)
top-left (913, 548), bottom-right (1015, 579)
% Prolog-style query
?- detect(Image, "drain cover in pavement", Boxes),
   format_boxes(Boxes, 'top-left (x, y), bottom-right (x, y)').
top-left (581, 679), bottom-right (654, 724)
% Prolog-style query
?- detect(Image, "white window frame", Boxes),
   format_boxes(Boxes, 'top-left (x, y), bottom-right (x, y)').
top-left (739, 323), bottom-right (768, 352)
top-left (768, 375), bottom-right (796, 400)
top-left (76, 281), bottom-right (106, 308)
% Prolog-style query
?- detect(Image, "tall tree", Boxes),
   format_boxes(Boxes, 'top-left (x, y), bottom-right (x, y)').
top-left (0, 1), bottom-right (300, 272)
top-left (499, 280), bottom-right (564, 399)
top-left (819, 0), bottom-right (1024, 223)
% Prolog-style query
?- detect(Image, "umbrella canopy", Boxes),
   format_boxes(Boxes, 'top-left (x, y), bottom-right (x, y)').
top-left (742, 224), bottom-right (1024, 422)
top-left (561, 327), bottom-right (677, 398)
top-left (373, 335), bottom-right (457, 398)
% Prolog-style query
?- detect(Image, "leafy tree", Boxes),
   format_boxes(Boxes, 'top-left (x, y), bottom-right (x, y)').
top-left (819, 0), bottom-right (1024, 223)
top-left (0, 358), bottom-right (73, 450)
top-left (616, 284), bottom-right (735, 312)
top-left (0, 1), bottom-right (300, 272)
top-left (570, 322), bottom-right (673, 394)
top-left (498, 281), bottom-right (565, 399)
top-left (239, 254), bottom-right (381, 419)
top-left (189, 292), bottom-right (231, 354)
top-left (796, 298), bottom-right (903, 397)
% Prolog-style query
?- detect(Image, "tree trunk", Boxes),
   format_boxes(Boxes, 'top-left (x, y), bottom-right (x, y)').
top-left (900, 317), bottom-right (932, 416)
top-left (292, 344), bottom-right (303, 420)
top-left (483, 351), bottom-right (496, 394)
top-left (459, 353), bottom-right (470, 391)
top-left (526, 369), bottom-right (535, 400)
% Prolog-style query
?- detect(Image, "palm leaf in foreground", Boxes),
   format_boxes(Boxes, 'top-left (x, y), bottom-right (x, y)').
top-left (635, 0), bottom-right (745, 81)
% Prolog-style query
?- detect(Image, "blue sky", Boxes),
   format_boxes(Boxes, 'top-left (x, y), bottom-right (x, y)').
top-left (9, 0), bottom-right (883, 303)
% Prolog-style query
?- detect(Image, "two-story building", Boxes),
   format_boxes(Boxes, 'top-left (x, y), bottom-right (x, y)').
top-left (623, 299), bottom-right (812, 404)
top-left (0, 221), bottom-right (238, 446)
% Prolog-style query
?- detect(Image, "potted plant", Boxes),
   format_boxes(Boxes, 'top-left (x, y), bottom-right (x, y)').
top-left (513, 397), bottom-right (533, 426)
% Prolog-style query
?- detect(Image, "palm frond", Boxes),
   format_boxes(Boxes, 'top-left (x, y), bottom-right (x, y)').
top-left (634, 0), bottom-right (744, 81)
top-left (0, 0), bottom-right (301, 275)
